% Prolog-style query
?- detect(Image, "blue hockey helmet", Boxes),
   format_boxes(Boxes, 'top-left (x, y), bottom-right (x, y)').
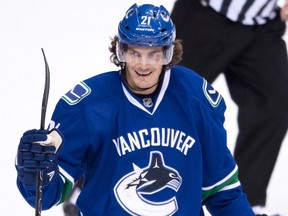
top-left (118, 3), bottom-right (176, 47)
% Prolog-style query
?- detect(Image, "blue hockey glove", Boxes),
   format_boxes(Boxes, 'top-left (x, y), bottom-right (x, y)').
top-left (16, 129), bottom-right (63, 186)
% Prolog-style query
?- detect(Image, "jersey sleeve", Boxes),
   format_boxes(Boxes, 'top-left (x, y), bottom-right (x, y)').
top-left (18, 80), bottom-right (95, 209)
top-left (198, 79), bottom-right (254, 215)
top-left (48, 82), bottom-right (94, 203)
top-left (16, 90), bottom-right (90, 209)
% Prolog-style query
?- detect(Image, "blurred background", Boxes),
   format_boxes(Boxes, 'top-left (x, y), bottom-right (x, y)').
top-left (0, 0), bottom-right (287, 215)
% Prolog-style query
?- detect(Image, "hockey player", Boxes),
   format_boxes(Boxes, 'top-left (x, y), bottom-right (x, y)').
top-left (15, 3), bottom-right (265, 216)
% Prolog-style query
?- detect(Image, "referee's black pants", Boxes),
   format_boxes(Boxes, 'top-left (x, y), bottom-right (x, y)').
top-left (171, 0), bottom-right (288, 207)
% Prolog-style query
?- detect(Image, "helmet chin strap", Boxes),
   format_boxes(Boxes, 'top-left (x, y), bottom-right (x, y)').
top-left (121, 67), bottom-right (166, 94)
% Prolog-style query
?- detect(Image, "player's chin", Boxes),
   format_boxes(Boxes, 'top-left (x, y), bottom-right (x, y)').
top-left (135, 81), bottom-right (153, 89)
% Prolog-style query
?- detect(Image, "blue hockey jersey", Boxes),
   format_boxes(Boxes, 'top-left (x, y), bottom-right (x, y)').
top-left (17, 65), bottom-right (254, 215)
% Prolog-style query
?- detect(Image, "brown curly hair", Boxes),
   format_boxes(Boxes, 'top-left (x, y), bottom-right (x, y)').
top-left (109, 35), bottom-right (183, 69)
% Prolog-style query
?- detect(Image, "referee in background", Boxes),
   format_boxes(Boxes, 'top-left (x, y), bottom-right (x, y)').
top-left (171, 0), bottom-right (288, 215)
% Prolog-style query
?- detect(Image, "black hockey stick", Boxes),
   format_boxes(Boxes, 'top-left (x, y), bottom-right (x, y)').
top-left (35, 48), bottom-right (50, 216)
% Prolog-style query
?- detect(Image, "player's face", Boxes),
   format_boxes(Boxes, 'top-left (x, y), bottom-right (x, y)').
top-left (124, 45), bottom-right (164, 95)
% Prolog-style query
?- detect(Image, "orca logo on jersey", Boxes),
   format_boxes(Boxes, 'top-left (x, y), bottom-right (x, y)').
top-left (114, 151), bottom-right (182, 215)
top-left (62, 81), bottom-right (91, 105)
top-left (202, 79), bottom-right (222, 107)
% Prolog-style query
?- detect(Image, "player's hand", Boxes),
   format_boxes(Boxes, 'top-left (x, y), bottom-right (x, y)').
top-left (15, 129), bottom-right (63, 186)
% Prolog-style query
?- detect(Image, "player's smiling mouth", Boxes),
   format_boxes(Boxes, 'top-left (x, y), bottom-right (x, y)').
top-left (136, 71), bottom-right (152, 76)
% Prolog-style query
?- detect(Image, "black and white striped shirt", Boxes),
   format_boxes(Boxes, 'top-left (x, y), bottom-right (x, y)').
top-left (201, 0), bottom-right (279, 25)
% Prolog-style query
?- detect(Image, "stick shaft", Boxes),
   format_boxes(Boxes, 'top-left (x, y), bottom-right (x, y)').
top-left (35, 48), bottom-right (50, 216)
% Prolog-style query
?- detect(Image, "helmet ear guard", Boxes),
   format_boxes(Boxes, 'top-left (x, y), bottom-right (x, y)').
top-left (118, 3), bottom-right (176, 47)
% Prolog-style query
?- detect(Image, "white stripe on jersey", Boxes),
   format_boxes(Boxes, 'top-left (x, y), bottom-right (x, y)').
top-left (226, 0), bottom-right (247, 22)
top-left (203, 0), bottom-right (278, 25)
top-left (209, 0), bottom-right (222, 11)
top-left (243, 0), bottom-right (269, 25)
